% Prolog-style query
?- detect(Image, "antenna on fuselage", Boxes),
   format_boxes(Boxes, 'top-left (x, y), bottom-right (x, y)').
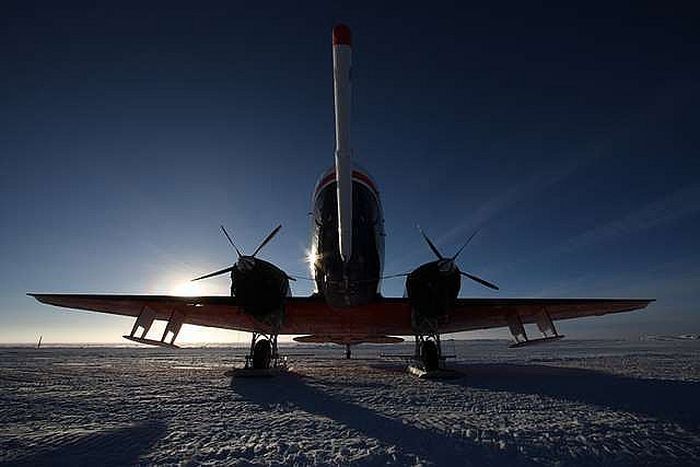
top-left (333, 24), bottom-right (353, 263)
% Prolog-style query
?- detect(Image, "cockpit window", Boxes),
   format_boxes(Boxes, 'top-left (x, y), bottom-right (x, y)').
top-left (314, 182), bottom-right (379, 227)
top-left (354, 184), bottom-right (378, 225)
top-left (314, 184), bottom-right (337, 226)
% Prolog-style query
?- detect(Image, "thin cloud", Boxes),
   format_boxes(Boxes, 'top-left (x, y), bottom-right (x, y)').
top-left (441, 155), bottom-right (590, 244)
top-left (560, 183), bottom-right (700, 254)
top-left (490, 183), bottom-right (700, 281)
top-left (391, 153), bottom-right (596, 269)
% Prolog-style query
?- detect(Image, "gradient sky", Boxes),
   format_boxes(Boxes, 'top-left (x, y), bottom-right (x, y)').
top-left (2, 1), bottom-right (699, 343)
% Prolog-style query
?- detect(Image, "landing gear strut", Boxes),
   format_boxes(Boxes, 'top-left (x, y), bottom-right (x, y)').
top-left (414, 333), bottom-right (442, 372)
top-left (245, 332), bottom-right (279, 369)
top-left (345, 344), bottom-right (351, 360)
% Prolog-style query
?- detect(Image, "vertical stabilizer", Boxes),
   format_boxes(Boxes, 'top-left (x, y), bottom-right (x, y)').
top-left (333, 24), bottom-right (353, 262)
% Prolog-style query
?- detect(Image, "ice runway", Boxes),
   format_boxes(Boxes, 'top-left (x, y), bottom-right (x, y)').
top-left (1, 340), bottom-right (699, 466)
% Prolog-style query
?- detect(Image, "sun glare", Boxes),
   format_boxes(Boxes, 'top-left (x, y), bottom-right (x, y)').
top-left (305, 248), bottom-right (319, 279)
top-left (171, 280), bottom-right (207, 297)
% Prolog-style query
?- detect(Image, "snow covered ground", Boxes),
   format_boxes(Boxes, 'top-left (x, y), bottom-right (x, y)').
top-left (1, 339), bottom-right (699, 466)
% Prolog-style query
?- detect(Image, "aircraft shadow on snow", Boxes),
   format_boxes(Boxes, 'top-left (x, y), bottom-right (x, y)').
top-left (6, 420), bottom-right (167, 467)
top-left (446, 363), bottom-right (700, 432)
top-left (231, 373), bottom-right (533, 466)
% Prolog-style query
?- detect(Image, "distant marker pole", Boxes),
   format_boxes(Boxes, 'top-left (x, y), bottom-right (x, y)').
top-left (333, 24), bottom-right (353, 263)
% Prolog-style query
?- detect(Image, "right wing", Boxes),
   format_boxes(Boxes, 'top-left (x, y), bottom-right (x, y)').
top-left (443, 297), bottom-right (654, 333)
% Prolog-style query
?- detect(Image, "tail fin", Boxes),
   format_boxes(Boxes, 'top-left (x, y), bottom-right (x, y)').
top-left (333, 24), bottom-right (353, 263)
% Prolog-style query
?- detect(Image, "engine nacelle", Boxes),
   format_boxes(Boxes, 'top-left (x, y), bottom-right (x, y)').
top-left (231, 257), bottom-right (290, 326)
top-left (405, 260), bottom-right (460, 333)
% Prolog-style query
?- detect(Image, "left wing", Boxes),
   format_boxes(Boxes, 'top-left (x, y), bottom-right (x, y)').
top-left (29, 294), bottom-right (328, 335)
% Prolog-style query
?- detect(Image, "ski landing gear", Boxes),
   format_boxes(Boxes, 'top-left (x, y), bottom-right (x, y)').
top-left (407, 333), bottom-right (460, 379)
top-left (246, 332), bottom-right (280, 370)
top-left (228, 332), bottom-right (285, 378)
top-left (408, 333), bottom-right (441, 377)
top-left (415, 334), bottom-right (442, 372)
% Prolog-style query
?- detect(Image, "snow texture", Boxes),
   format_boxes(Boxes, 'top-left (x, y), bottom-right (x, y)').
top-left (1, 339), bottom-right (699, 466)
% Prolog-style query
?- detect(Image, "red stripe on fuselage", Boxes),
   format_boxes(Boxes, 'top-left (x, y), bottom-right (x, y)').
top-left (314, 170), bottom-right (379, 199)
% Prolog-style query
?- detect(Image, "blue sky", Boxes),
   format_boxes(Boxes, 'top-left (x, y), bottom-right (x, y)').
top-left (1, 1), bottom-right (699, 343)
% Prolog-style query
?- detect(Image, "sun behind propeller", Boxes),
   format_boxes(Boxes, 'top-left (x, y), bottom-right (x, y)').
top-left (192, 224), bottom-right (294, 282)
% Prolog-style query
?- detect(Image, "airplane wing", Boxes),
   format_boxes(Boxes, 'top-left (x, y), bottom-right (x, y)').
top-left (28, 294), bottom-right (324, 335)
top-left (443, 297), bottom-right (653, 333)
top-left (29, 294), bottom-right (652, 340)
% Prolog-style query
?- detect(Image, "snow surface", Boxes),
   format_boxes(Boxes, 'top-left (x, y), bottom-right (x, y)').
top-left (1, 339), bottom-right (699, 466)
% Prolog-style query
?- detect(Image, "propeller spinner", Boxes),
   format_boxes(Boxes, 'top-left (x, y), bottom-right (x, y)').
top-left (417, 226), bottom-right (499, 290)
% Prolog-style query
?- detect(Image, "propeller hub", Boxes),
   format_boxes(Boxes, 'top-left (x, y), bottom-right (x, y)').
top-left (237, 256), bottom-right (256, 272)
top-left (437, 259), bottom-right (456, 274)
top-left (415, 226), bottom-right (498, 290)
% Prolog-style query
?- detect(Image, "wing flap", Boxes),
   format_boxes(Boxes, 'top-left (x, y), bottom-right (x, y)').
top-left (445, 298), bottom-right (654, 333)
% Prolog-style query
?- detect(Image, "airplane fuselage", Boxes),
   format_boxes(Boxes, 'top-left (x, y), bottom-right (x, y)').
top-left (310, 167), bottom-right (385, 308)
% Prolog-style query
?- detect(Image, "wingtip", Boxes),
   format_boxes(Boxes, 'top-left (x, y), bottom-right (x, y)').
top-left (27, 293), bottom-right (48, 304)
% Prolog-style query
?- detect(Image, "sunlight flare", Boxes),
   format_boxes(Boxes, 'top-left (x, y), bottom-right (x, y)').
top-left (171, 279), bottom-right (207, 296)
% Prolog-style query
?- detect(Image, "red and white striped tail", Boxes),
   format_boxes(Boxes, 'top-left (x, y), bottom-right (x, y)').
top-left (332, 23), bottom-right (353, 263)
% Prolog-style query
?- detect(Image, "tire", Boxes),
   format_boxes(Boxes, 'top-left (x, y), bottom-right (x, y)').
top-left (420, 340), bottom-right (440, 372)
top-left (252, 339), bottom-right (272, 369)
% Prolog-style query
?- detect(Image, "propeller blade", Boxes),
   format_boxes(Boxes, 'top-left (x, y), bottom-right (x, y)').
top-left (452, 229), bottom-right (479, 261)
top-left (382, 272), bottom-right (410, 279)
top-left (252, 224), bottom-right (282, 257)
top-left (460, 271), bottom-right (499, 290)
top-left (354, 272), bottom-right (408, 284)
top-left (286, 272), bottom-right (319, 282)
top-left (191, 265), bottom-right (235, 282)
top-left (417, 225), bottom-right (444, 260)
top-left (220, 225), bottom-right (244, 258)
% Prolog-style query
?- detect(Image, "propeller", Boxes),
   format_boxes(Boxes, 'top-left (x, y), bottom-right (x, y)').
top-left (220, 225), bottom-right (243, 258)
top-left (192, 224), bottom-right (291, 281)
top-left (417, 226), bottom-right (499, 291)
top-left (191, 264), bottom-right (237, 282)
top-left (286, 273), bottom-right (316, 282)
top-left (459, 271), bottom-right (499, 291)
top-left (418, 225), bottom-right (444, 260)
top-left (251, 224), bottom-right (282, 257)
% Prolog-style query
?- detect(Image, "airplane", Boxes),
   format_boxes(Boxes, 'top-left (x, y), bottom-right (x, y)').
top-left (29, 24), bottom-right (652, 373)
